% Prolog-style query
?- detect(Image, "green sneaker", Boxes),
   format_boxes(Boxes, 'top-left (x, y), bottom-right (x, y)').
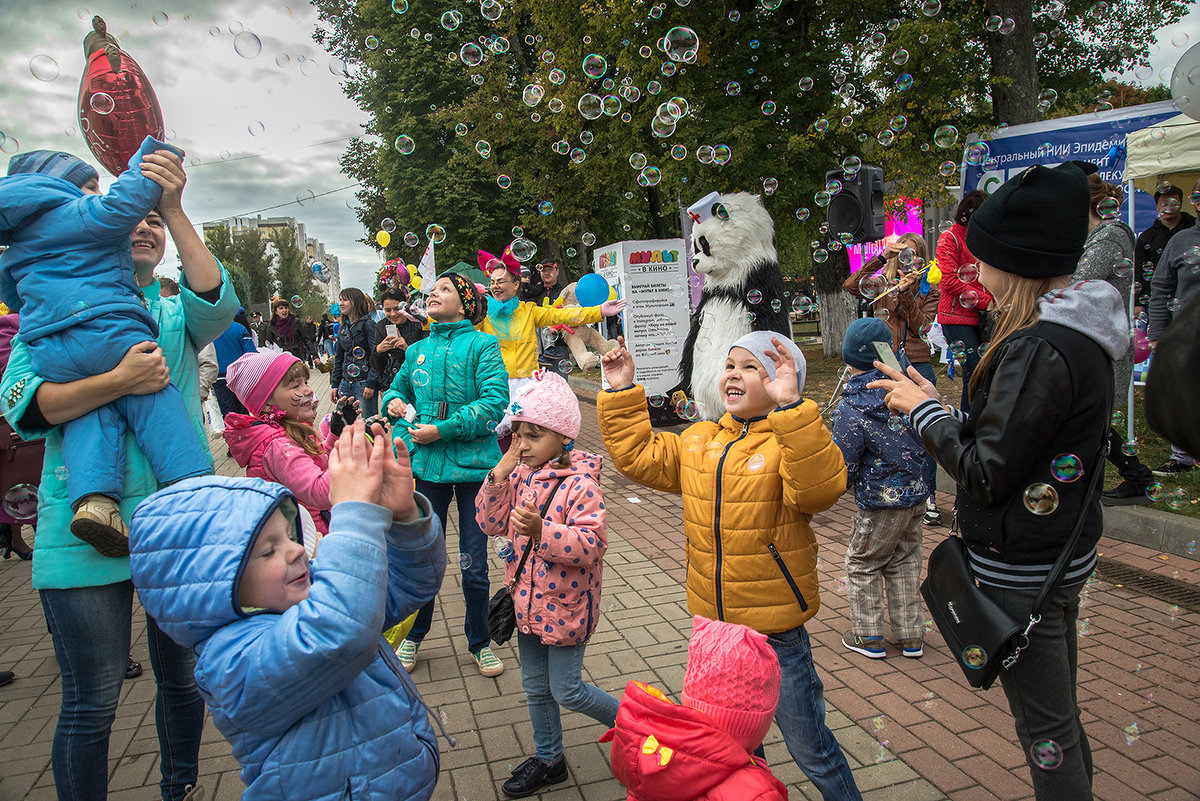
top-left (395, 639), bottom-right (419, 672)
top-left (472, 646), bottom-right (505, 677)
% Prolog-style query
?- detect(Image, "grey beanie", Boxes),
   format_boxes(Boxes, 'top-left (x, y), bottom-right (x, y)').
top-left (729, 330), bottom-right (807, 395)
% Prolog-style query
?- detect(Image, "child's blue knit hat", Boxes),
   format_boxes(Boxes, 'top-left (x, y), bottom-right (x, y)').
top-left (7, 150), bottom-right (99, 189)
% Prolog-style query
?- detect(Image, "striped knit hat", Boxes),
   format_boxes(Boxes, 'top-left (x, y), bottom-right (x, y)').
top-left (7, 150), bottom-right (99, 189)
top-left (226, 351), bottom-right (300, 416)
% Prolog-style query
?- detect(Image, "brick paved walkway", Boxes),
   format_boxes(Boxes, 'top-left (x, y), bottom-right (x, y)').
top-left (0, 369), bottom-right (1196, 800)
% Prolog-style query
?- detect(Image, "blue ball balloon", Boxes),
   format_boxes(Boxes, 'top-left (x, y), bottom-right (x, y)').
top-left (330, 302), bottom-right (340, 316)
top-left (575, 273), bottom-right (609, 308)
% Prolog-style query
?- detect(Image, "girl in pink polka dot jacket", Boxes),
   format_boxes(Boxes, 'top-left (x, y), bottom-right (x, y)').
top-left (475, 369), bottom-right (619, 798)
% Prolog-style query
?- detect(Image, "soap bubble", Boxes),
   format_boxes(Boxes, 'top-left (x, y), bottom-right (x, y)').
top-left (939, 161), bottom-right (958, 177)
top-left (961, 645), bottom-right (987, 669)
top-left (892, 48), bottom-right (909, 65)
top-left (510, 237), bottom-right (537, 262)
top-left (475, 140), bottom-right (492, 158)
top-left (763, 177), bottom-right (778, 194)
top-left (959, 290), bottom-right (979, 309)
top-left (1051, 454), bottom-right (1083, 483)
top-left (747, 454), bottom-right (766, 472)
top-left (234, 31), bottom-right (263, 59)
top-left (458, 553), bottom-right (473, 569)
top-left (403, 231), bottom-right (419, 247)
top-left (412, 368), bottom-right (431, 387)
top-left (29, 54), bottom-right (60, 82)
top-left (1023, 483), bottom-right (1059, 515)
top-left (761, 100), bottom-right (777, 115)
top-left (1166, 488), bottom-right (1189, 510)
top-left (538, 200), bottom-right (554, 215)
top-left (425, 223), bottom-right (446, 244)
top-left (965, 142), bottom-right (990, 166)
top-left (496, 175), bottom-right (511, 189)
top-left (922, 0), bottom-right (942, 15)
top-left (1123, 722), bottom-right (1140, 745)
top-left (578, 93), bottom-right (603, 120)
top-left (2, 484), bottom-right (39, 520)
top-left (858, 274), bottom-right (887, 300)
top-left (1097, 197), bottom-right (1120, 220)
top-left (934, 125), bottom-right (960, 148)
top-left (877, 130), bottom-right (896, 146)
top-left (521, 85), bottom-right (544, 106)
top-left (1030, 740), bottom-right (1063, 770)
top-left (346, 364), bottom-right (360, 378)
top-left (54, 465), bottom-right (70, 481)
top-left (460, 43), bottom-right (484, 67)
top-left (90, 93), bottom-right (116, 115)
top-left (582, 53), bottom-right (608, 78)
top-left (665, 26), bottom-right (700, 62)
top-left (896, 73), bottom-right (913, 90)
top-left (290, 295), bottom-right (304, 309)
top-left (747, 289), bottom-right (763, 304)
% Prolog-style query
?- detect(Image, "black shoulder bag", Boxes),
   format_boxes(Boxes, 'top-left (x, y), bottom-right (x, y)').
top-left (487, 475), bottom-right (570, 645)
top-left (921, 428), bottom-right (1108, 691)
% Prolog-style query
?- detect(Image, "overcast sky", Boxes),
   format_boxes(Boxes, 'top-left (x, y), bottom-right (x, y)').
top-left (1, 2), bottom-right (1196, 293)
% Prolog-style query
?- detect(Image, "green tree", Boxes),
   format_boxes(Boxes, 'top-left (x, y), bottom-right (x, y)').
top-left (231, 229), bottom-right (273, 306)
top-left (270, 226), bottom-right (314, 303)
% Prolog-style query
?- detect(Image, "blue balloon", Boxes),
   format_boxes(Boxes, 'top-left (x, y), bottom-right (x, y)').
top-left (330, 302), bottom-right (339, 316)
top-left (575, 273), bottom-right (609, 307)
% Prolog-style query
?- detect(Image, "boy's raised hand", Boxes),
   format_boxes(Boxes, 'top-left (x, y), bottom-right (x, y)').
top-left (600, 335), bottom-right (635, 390)
top-left (328, 421), bottom-right (384, 506)
top-left (377, 424), bottom-right (419, 522)
top-left (140, 150), bottom-right (187, 214)
top-left (759, 337), bottom-right (802, 407)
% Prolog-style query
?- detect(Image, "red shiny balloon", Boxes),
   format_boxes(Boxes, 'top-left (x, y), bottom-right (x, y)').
top-left (76, 18), bottom-right (164, 177)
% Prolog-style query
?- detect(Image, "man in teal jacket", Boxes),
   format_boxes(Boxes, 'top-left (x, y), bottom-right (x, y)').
top-left (0, 150), bottom-right (237, 800)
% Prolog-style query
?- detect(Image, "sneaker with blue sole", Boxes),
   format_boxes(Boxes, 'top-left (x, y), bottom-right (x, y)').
top-left (843, 630), bottom-right (886, 659)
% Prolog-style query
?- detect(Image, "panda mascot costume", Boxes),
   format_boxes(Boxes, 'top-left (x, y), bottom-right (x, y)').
top-left (678, 191), bottom-right (792, 420)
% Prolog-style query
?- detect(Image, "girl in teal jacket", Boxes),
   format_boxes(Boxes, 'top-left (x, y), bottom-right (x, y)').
top-left (382, 272), bottom-right (511, 677)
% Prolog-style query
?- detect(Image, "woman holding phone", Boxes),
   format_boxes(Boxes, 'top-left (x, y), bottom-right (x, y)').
top-left (870, 163), bottom-right (1127, 800)
top-left (369, 287), bottom-right (425, 401)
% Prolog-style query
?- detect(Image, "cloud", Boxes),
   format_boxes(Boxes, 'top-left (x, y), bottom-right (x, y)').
top-left (0, 0), bottom-right (382, 291)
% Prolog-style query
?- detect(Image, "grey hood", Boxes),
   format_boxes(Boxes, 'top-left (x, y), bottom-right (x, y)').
top-left (1037, 279), bottom-right (1130, 362)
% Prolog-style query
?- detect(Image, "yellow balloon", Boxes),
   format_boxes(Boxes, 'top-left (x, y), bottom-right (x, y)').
top-left (407, 263), bottom-right (418, 275)
top-left (410, 274), bottom-right (423, 291)
top-left (376, 230), bottom-right (391, 248)
top-left (607, 286), bottom-right (618, 301)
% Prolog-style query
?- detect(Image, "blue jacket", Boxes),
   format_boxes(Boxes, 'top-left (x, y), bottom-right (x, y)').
top-left (214, 321), bottom-right (257, 375)
top-left (128, 476), bottom-right (447, 801)
top-left (831, 370), bottom-right (928, 510)
top-left (381, 318), bottom-right (509, 483)
top-left (0, 136), bottom-right (177, 343)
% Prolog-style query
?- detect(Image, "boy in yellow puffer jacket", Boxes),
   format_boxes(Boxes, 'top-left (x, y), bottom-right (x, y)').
top-left (598, 331), bottom-right (862, 801)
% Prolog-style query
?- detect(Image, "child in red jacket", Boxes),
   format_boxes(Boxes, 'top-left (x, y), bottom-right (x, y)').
top-left (602, 616), bottom-right (789, 801)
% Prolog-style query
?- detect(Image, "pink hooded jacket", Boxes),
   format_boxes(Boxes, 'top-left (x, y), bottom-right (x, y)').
top-left (476, 449), bottom-right (607, 647)
top-left (222, 413), bottom-right (332, 534)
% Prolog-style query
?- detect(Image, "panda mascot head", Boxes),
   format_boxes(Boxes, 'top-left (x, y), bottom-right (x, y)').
top-left (678, 191), bottom-right (792, 420)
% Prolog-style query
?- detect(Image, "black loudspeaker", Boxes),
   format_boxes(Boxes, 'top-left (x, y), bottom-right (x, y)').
top-left (825, 165), bottom-right (885, 244)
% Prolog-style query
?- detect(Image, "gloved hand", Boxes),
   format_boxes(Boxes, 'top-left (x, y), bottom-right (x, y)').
top-left (328, 395), bottom-right (359, 436)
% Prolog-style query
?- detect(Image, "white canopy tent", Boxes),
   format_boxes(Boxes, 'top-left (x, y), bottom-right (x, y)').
top-left (1122, 113), bottom-right (1200, 438)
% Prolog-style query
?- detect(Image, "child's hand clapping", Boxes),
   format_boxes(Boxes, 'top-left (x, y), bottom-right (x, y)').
top-left (328, 421), bottom-right (384, 506)
top-left (600, 335), bottom-right (635, 390)
top-left (377, 425), bottom-right (418, 522)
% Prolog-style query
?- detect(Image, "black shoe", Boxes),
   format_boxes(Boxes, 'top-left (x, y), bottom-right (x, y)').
top-left (1101, 481), bottom-right (1154, 506)
top-left (502, 755), bottom-right (568, 798)
top-left (125, 656), bottom-right (143, 679)
top-left (1152, 460), bottom-right (1196, 477)
top-left (0, 671), bottom-right (13, 687)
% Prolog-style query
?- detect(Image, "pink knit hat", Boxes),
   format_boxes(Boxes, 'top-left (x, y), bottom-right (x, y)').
top-left (226, 351), bottom-right (300, 416)
top-left (508, 369), bottom-right (581, 440)
top-left (681, 616), bottom-right (781, 752)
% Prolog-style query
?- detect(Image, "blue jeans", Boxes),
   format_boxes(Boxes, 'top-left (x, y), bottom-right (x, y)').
top-left (982, 582), bottom-right (1092, 800)
top-left (909, 361), bottom-right (938, 497)
top-left (40, 582), bottom-right (204, 801)
top-left (408, 479), bottom-right (490, 653)
top-left (338, 378), bottom-right (379, 419)
top-left (940, 324), bottom-right (983, 410)
top-left (516, 632), bottom-right (619, 761)
top-left (766, 626), bottom-right (863, 801)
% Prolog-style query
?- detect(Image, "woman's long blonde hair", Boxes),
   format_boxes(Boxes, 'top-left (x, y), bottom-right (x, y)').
top-left (967, 274), bottom-right (1058, 402)
top-left (883, 233), bottom-right (928, 283)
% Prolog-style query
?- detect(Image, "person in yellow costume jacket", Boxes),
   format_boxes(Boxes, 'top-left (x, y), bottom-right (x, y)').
top-left (478, 248), bottom-right (625, 440)
top-left (597, 331), bottom-right (864, 801)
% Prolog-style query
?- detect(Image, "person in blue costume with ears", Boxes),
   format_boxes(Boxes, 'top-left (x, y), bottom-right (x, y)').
top-left (0, 137), bottom-right (211, 557)
top-left (129, 421), bottom-right (447, 801)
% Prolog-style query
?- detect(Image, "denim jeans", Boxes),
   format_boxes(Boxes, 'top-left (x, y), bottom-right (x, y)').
top-left (338, 378), bottom-right (379, 419)
top-left (981, 582), bottom-right (1092, 800)
top-left (909, 361), bottom-right (938, 496)
top-left (766, 626), bottom-right (863, 801)
top-left (40, 582), bottom-right (204, 801)
top-left (516, 632), bottom-right (619, 761)
top-left (409, 479), bottom-right (490, 653)
top-left (940, 323), bottom-right (982, 410)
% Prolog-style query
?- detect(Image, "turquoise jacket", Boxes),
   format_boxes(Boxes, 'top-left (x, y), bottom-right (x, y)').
top-left (381, 319), bottom-right (508, 484)
top-left (129, 476), bottom-right (445, 801)
top-left (0, 268), bottom-right (238, 590)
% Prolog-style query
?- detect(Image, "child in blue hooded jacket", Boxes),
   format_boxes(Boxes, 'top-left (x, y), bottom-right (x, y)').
top-left (832, 317), bottom-right (930, 661)
top-left (128, 422), bottom-right (446, 801)
top-left (0, 136), bottom-right (212, 556)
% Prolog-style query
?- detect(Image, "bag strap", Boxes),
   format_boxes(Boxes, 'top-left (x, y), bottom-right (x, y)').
top-left (1004, 399), bottom-right (1112, 668)
top-left (507, 474), bottom-right (571, 593)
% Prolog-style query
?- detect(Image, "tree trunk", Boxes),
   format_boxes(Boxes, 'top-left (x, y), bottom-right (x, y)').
top-left (812, 247), bottom-right (856, 359)
top-left (986, 0), bottom-right (1038, 125)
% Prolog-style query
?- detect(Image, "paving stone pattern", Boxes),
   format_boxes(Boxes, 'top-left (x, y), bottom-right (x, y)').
top-left (0, 370), bottom-right (1196, 800)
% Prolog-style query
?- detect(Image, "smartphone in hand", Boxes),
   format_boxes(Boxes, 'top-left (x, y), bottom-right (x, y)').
top-left (871, 341), bottom-right (903, 374)
top-left (386, 324), bottom-right (399, 339)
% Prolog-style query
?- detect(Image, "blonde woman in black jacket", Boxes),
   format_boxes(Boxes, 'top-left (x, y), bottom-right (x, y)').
top-left (871, 163), bottom-right (1128, 801)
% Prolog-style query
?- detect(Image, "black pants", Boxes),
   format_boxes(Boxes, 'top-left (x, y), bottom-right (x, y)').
top-left (213, 378), bottom-right (247, 417)
top-left (1105, 426), bottom-right (1153, 486)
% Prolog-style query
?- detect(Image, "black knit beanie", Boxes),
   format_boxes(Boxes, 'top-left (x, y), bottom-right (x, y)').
top-left (965, 162), bottom-right (1090, 279)
top-left (443, 272), bottom-right (486, 325)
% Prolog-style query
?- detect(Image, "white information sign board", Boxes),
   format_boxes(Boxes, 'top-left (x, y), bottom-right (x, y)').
top-left (593, 239), bottom-right (688, 399)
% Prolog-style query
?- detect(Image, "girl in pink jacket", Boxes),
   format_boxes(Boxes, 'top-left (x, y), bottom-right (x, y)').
top-left (476, 370), bottom-right (618, 798)
top-left (221, 351), bottom-right (336, 535)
